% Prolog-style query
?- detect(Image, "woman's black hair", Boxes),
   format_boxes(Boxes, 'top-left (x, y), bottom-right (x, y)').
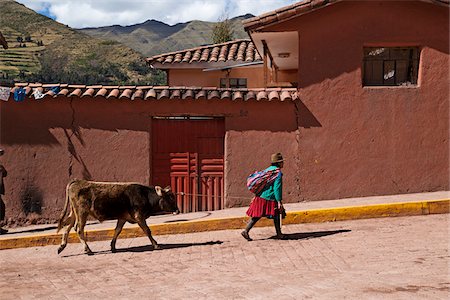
top-left (271, 162), bottom-right (283, 168)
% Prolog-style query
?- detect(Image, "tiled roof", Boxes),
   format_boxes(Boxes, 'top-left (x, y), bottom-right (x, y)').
top-left (146, 39), bottom-right (262, 67)
top-left (9, 83), bottom-right (298, 102)
top-left (243, 0), bottom-right (450, 31)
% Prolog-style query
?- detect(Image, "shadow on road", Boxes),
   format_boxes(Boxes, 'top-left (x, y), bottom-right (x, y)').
top-left (116, 240), bottom-right (223, 252)
top-left (61, 240), bottom-right (224, 257)
top-left (267, 229), bottom-right (351, 240)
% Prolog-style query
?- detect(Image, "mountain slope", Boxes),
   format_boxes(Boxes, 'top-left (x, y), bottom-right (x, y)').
top-left (0, 0), bottom-right (161, 85)
top-left (80, 14), bottom-right (253, 57)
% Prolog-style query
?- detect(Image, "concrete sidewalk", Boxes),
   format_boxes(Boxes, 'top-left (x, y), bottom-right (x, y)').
top-left (0, 190), bottom-right (448, 250)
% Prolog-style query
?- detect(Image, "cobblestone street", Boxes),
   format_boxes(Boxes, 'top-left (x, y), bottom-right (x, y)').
top-left (1, 214), bottom-right (449, 299)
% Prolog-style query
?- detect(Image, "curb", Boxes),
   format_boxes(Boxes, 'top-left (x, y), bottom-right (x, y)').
top-left (0, 198), bottom-right (448, 251)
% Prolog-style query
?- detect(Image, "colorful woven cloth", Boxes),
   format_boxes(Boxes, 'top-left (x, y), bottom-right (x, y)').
top-left (246, 168), bottom-right (280, 195)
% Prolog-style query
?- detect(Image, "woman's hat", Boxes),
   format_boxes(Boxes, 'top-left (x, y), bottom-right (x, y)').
top-left (271, 152), bottom-right (284, 163)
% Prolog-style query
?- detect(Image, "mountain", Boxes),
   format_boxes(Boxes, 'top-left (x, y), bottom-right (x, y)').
top-left (79, 14), bottom-right (254, 57)
top-left (0, 0), bottom-right (162, 85)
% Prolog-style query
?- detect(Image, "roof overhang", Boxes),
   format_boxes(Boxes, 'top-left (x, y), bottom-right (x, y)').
top-left (10, 83), bottom-right (298, 102)
top-left (251, 31), bottom-right (298, 70)
top-left (244, 0), bottom-right (450, 32)
top-left (150, 61), bottom-right (262, 70)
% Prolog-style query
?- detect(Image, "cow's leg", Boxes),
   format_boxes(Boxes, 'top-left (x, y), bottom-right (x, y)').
top-left (57, 213), bottom-right (75, 254)
top-left (136, 218), bottom-right (159, 250)
top-left (75, 212), bottom-right (93, 255)
top-left (111, 219), bottom-right (126, 253)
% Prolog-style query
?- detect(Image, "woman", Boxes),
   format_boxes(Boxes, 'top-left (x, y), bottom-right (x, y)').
top-left (241, 152), bottom-right (285, 241)
top-left (0, 149), bottom-right (7, 234)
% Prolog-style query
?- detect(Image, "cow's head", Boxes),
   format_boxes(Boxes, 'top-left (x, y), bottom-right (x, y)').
top-left (155, 186), bottom-right (179, 214)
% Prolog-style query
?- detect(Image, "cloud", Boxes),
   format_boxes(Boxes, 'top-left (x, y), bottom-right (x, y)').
top-left (16, 0), bottom-right (298, 28)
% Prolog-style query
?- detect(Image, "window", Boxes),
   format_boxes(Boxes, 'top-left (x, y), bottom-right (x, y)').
top-left (363, 47), bottom-right (419, 86)
top-left (220, 78), bottom-right (247, 88)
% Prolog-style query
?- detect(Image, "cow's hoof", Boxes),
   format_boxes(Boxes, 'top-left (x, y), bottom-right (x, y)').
top-left (111, 247), bottom-right (117, 253)
top-left (85, 250), bottom-right (94, 256)
top-left (57, 245), bottom-right (65, 254)
top-left (153, 244), bottom-right (160, 250)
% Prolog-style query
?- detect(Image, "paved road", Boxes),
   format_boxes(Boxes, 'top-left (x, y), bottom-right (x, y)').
top-left (0, 214), bottom-right (448, 299)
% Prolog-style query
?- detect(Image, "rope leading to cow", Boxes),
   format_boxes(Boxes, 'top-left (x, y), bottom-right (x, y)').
top-left (175, 192), bottom-right (252, 200)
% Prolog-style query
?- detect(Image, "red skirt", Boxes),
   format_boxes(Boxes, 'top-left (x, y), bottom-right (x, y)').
top-left (246, 196), bottom-right (277, 218)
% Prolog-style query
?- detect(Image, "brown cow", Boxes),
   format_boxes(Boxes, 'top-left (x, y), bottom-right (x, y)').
top-left (57, 180), bottom-right (179, 255)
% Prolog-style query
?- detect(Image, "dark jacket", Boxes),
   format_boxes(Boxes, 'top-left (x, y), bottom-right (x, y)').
top-left (0, 164), bottom-right (7, 195)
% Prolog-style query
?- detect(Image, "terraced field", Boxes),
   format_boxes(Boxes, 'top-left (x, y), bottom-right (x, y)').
top-left (0, 28), bottom-right (45, 78)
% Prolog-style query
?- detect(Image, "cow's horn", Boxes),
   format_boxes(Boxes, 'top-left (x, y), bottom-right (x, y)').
top-left (155, 186), bottom-right (163, 196)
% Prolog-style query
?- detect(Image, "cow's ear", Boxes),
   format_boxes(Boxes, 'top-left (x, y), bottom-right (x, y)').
top-left (155, 186), bottom-right (163, 197)
top-left (163, 186), bottom-right (171, 193)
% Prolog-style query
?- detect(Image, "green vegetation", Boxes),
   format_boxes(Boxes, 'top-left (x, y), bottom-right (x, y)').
top-left (0, 0), bottom-right (165, 86)
top-left (211, 14), bottom-right (234, 44)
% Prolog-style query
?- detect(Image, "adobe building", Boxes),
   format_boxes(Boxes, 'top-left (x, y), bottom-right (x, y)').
top-left (0, 0), bottom-right (448, 224)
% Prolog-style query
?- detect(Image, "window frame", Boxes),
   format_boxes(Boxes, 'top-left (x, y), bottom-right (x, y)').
top-left (219, 78), bottom-right (247, 88)
top-left (362, 47), bottom-right (420, 87)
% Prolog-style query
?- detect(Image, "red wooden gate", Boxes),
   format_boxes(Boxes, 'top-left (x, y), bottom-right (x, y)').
top-left (152, 118), bottom-right (224, 213)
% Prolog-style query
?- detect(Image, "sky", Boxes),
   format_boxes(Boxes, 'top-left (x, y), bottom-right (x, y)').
top-left (16, 0), bottom-right (299, 29)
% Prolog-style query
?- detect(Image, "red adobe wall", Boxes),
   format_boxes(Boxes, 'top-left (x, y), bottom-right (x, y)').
top-left (266, 0), bottom-right (449, 200)
top-left (168, 67), bottom-right (264, 88)
top-left (0, 98), bottom-right (298, 224)
top-left (168, 67), bottom-right (297, 88)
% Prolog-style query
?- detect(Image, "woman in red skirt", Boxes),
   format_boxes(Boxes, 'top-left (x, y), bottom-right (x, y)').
top-left (241, 153), bottom-right (285, 241)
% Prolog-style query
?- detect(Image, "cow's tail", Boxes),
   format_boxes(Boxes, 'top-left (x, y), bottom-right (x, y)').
top-left (57, 179), bottom-right (76, 233)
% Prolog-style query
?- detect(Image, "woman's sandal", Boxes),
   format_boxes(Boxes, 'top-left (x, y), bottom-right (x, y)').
top-left (241, 230), bottom-right (252, 241)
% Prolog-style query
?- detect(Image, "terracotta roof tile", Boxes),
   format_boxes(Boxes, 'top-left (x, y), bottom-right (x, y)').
top-left (195, 90), bottom-right (206, 100)
top-left (120, 89), bottom-right (132, 99)
top-left (132, 89), bottom-right (143, 100)
top-left (245, 91), bottom-right (256, 101)
top-left (107, 89), bottom-right (119, 99)
top-left (95, 88), bottom-right (107, 97)
top-left (200, 48), bottom-right (210, 62)
top-left (174, 53), bottom-right (183, 63)
top-left (232, 91), bottom-right (243, 101)
top-left (170, 90), bottom-right (181, 99)
top-left (243, 0), bottom-right (449, 31)
top-left (208, 90), bottom-right (220, 100)
top-left (58, 89), bottom-right (69, 96)
top-left (82, 88), bottom-right (95, 98)
top-left (182, 51), bottom-right (192, 62)
top-left (8, 83), bottom-right (298, 102)
top-left (147, 39), bottom-right (262, 66)
top-left (182, 90), bottom-right (194, 99)
top-left (69, 89), bottom-right (82, 97)
top-left (257, 91), bottom-right (268, 101)
top-left (145, 89), bottom-right (156, 100)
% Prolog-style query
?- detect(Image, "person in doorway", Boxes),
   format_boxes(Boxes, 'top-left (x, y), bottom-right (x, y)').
top-left (241, 152), bottom-right (285, 241)
top-left (0, 149), bottom-right (7, 234)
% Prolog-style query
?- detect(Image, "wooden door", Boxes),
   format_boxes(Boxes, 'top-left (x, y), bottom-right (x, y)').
top-left (151, 117), bottom-right (225, 212)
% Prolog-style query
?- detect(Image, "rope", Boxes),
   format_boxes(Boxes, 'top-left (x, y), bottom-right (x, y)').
top-left (175, 191), bottom-right (252, 200)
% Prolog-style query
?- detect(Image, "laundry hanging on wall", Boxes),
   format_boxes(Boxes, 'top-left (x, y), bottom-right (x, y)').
top-left (0, 86), bottom-right (11, 101)
top-left (13, 87), bottom-right (25, 102)
top-left (32, 88), bottom-right (44, 100)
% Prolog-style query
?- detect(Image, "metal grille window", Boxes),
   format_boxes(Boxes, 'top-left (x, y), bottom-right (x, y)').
top-left (363, 47), bottom-right (420, 86)
top-left (220, 78), bottom-right (247, 88)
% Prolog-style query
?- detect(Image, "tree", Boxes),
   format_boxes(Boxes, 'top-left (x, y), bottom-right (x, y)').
top-left (211, 13), bottom-right (234, 44)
